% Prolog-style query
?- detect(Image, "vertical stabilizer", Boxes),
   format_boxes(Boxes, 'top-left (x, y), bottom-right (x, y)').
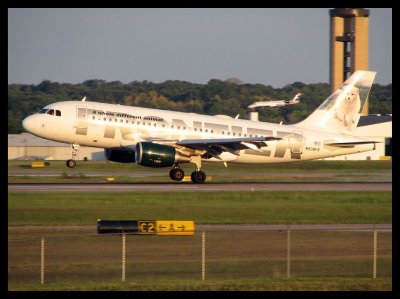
top-left (297, 70), bottom-right (376, 134)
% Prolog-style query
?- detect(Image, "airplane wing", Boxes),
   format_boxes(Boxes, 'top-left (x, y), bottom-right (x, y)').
top-left (176, 136), bottom-right (281, 159)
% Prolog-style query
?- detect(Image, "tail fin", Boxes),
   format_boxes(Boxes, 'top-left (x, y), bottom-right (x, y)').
top-left (297, 70), bottom-right (376, 134)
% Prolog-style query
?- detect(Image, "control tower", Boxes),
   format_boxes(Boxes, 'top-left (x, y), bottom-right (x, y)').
top-left (330, 8), bottom-right (370, 115)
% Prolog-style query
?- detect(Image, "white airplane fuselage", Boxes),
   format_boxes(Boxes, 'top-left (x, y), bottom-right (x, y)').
top-left (22, 100), bottom-right (374, 164)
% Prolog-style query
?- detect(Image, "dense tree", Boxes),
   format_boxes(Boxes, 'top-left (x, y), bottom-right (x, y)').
top-left (8, 80), bottom-right (392, 133)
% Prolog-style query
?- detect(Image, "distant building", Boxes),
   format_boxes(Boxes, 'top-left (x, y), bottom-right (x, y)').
top-left (8, 133), bottom-right (104, 161)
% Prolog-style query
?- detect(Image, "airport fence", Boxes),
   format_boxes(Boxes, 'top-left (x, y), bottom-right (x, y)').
top-left (8, 228), bottom-right (392, 288)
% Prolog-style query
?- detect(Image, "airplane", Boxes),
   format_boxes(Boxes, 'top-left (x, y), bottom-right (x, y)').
top-left (248, 93), bottom-right (302, 109)
top-left (22, 70), bottom-right (378, 184)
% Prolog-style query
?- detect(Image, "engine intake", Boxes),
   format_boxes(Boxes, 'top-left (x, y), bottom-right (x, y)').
top-left (104, 148), bottom-right (135, 163)
top-left (135, 142), bottom-right (190, 168)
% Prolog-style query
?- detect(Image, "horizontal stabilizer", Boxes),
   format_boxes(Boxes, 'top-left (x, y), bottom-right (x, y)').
top-left (324, 140), bottom-right (380, 148)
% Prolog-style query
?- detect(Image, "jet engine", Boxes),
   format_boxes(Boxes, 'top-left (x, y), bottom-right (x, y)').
top-left (104, 148), bottom-right (135, 163)
top-left (135, 142), bottom-right (190, 167)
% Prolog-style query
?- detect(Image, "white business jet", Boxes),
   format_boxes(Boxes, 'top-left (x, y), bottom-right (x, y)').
top-left (248, 93), bottom-right (302, 109)
top-left (22, 70), bottom-right (378, 183)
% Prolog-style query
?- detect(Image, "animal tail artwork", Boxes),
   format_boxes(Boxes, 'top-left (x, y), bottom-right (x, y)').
top-left (297, 70), bottom-right (376, 134)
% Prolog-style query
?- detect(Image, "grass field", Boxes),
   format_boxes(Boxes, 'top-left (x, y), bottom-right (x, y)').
top-left (8, 230), bottom-right (392, 291)
top-left (8, 191), bottom-right (392, 226)
top-left (8, 278), bottom-right (392, 291)
top-left (8, 160), bottom-right (392, 291)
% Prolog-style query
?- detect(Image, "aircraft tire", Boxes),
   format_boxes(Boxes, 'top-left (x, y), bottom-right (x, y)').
top-left (66, 159), bottom-right (76, 168)
top-left (169, 168), bottom-right (185, 181)
top-left (191, 170), bottom-right (206, 184)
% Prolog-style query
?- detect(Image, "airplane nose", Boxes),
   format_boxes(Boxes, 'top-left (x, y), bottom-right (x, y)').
top-left (22, 115), bottom-right (35, 133)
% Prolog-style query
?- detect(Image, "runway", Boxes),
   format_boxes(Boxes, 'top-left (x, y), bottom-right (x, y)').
top-left (8, 181), bottom-right (392, 192)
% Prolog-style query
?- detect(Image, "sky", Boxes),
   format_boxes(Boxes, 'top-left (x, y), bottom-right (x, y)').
top-left (8, 8), bottom-right (392, 88)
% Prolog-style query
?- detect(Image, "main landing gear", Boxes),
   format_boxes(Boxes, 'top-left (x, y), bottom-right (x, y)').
top-left (169, 166), bottom-right (185, 181)
top-left (169, 156), bottom-right (207, 184)
top-left (66, 144), bottom-right (80, 168)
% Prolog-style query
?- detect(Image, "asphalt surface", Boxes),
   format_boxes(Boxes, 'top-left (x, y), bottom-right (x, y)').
top-left (8, 181), bottom-right (392, 192)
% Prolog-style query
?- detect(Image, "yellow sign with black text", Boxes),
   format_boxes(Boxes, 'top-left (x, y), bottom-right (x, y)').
top-left (156, 221), bottom-right (195, 236)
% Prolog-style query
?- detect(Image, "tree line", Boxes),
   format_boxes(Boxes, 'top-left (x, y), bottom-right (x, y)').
top-left (8, 79), bottom-right (392, 133)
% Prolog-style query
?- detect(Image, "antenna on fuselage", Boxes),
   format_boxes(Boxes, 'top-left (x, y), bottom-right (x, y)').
top-left (81, 96), bottom-right (86, 102)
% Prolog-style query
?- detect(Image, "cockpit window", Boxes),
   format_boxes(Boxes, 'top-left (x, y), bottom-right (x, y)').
top-left (56, 110), bottom-right (61, 116)
top-left (39, 108), bottom-right (49, 114)
top-left (47, 109), bottom-right (54, 115)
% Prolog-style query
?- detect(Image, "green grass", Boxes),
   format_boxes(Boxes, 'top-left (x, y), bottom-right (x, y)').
top-left (8, 277), bottom-right (392, 291)
top-left (8, 191), bottom-right (392, 226)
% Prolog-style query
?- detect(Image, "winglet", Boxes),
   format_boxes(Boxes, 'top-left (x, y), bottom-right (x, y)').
top-left (82, 96), bottom-right (86, 102)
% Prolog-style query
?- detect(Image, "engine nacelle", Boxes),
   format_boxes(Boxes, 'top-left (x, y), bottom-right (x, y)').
top-left (135, 142), bottom-right (190, 168)
top-left (104, 148), bottom-right (135, 163)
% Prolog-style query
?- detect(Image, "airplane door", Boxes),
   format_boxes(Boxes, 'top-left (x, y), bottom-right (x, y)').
top-left (289, 131), bottom-right (304, 154)
top-left (77, 106), bottom-right (87, 119)
top-left (75, 106), bottom-right (88, 136)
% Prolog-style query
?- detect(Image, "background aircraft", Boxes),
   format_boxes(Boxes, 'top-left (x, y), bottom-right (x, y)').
top-left (248, 93), bottom-right (302, 109)
top-left (22, 71), bottom-right (377, 183)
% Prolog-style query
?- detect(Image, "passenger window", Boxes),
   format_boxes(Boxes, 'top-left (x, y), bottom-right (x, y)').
top-left (56, 110), bottom-right (61, 116)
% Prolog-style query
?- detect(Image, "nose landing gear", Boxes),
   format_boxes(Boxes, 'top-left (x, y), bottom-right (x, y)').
top-left (66, 144), bottom-right (80, 168)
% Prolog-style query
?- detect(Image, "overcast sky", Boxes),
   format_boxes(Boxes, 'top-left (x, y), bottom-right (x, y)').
top-left (8, 8), bottom-right (392, 87)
